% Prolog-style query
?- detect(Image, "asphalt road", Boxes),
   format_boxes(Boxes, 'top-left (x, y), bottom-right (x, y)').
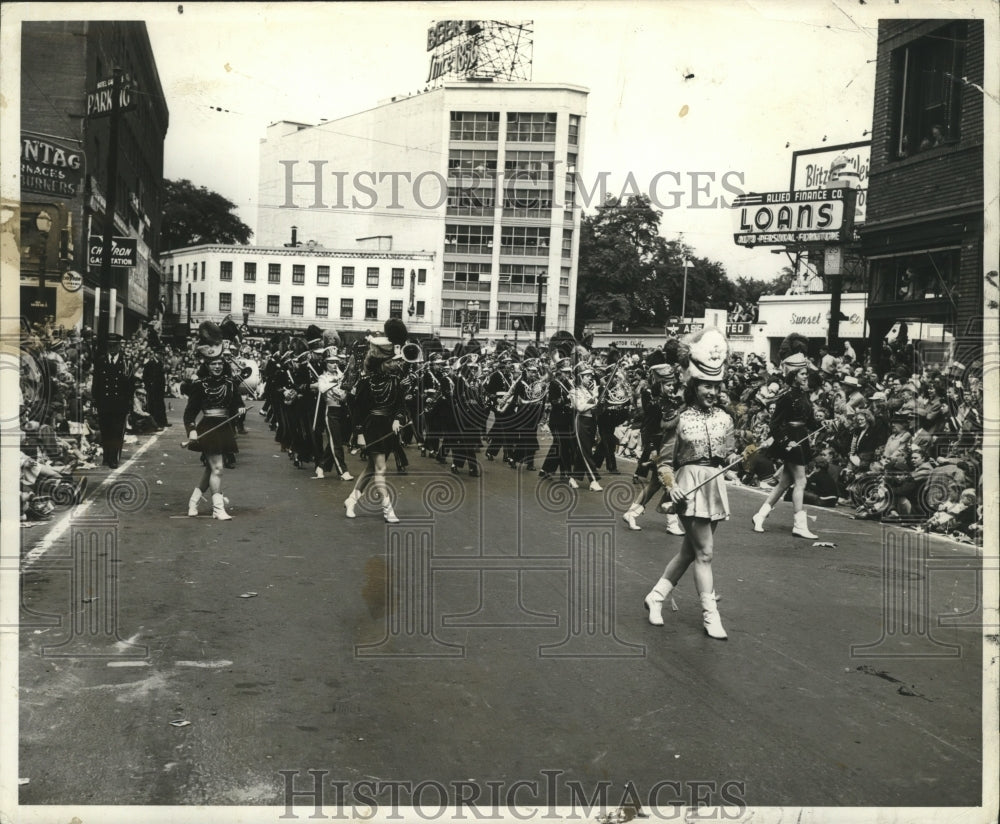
top-left (16, 411), bottom-right (986, 813)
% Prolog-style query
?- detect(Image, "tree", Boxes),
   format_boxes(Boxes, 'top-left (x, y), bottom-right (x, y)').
top-left (576, 194), bottom-right (669, 334)
top-left (161, 179), bottom-right (253, 250)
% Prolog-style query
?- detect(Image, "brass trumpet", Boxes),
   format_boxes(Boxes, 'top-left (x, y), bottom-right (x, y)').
top-left (401, 342), bottom-right (423, 364)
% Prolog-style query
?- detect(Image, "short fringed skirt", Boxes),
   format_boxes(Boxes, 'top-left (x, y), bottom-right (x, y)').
top-left (674, 463), bottom-right (729, 522)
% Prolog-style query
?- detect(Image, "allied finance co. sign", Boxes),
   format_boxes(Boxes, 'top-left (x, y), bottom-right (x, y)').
top-left (732, 189), bottom-right (849, 247)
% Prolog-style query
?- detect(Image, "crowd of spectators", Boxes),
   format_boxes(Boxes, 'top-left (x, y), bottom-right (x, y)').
top-left (606, 333), bottom-right (984, 545)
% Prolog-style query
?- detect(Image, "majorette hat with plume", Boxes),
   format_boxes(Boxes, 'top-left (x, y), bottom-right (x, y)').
top-left (195, 321), bottom-right (224, 359)
top-left (778, 332), bottom-right (811, 375)
top-left (677, 327), bottom-right (729, 383)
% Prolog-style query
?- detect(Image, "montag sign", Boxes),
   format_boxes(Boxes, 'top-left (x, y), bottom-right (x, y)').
top-left (89, 236), bottom-right (136, 267)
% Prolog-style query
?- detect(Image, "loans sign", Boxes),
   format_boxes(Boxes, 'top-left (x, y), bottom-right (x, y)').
top-left (732, 189), bottom-right (847, 247)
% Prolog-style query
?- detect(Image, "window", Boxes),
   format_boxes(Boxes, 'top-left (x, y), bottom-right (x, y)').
top-left (317, 265), bottom-right (330, 285)
top-left (450, 111), bottom-right (500, 141)
top-left (244, 262), bottom-right (256, 282)
top-left (219, 292), bottom-right (232, 312)
top-left (291, 296), bottom-right (304, 316)
top-left (293, 264), bottom-right (305, 284)
top-left (560, 267), bottom-right (571, 297)
top-left (893, 22), bottom-right (968, 158)
top-left (504, 150), bottom-right (556, 183)
top-left (503, 188), bottom-right (552, 218)
top-left (366, 267), bottom-right (379, 287)
top-left (562, 228), bottom-right (574, 260)
top-left (201, 262), bottom-right (206, 280)
top-left (341, 266), bottom-right (355, 286)
top-left (500, 226), bottom-right (550, 257)
top-left (868, 248), bottom-right (960, 304)
top-left (444, 224), bottom-right (494, 255)
top-left (220, 260), bottom-right (232, 281)
top-left (267, 294), bottom-right (280, 315)
top-left (243, 294), bottom-right (256, 313)
top-left (568, 115), bottom-right (580, 146)
top-left (442, 299), bottom-right (489, 329)
top-left (496, 299), bottom-right (544, 331)
top-left (200, 293), bottom-right (205, 311)
top-left (389, 300), bottom-right (403, 318)
top-left (498, 264), bottom-right (547, 293)
top-left (417, 269), bottom-right (427, 284)
top-left (447, 186), bottom-right (495, 216)
top-left (391, 268), bottom-right (405, 288)
top-left (316, 297), bottom-right (329, 317)
top-left (268, 263), bottom-right (281, 283)
top-left (506, 112), bottom-right (557, 143)
top-left (444, 261), bottom-right (492, 292)
top-left (448, 149), bottom-right (498, 180)
top-left (340, 298), bottom-right (353, 319)
top-left (365, 299), bottom-right (379, 320)
top-left (416, 300), bottom-right (426, 318)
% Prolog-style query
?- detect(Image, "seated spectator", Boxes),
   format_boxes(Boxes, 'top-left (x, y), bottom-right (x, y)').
top-left (783, 455), bottom-right (838, 507)
top-left (916, 488), bottom-right (977, 535)
top-left (128, 387), bottom-right (159, 434)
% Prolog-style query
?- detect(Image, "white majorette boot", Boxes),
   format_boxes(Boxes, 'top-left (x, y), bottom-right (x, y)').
top-left (211, 493), bottom-right (232, 521)
top-left (700, 591), bottom-right (728, 640)
top-left (665, 512), bottom-right (686, 536)
top-left (340, 471), bottom-right (354, 481)
top-left (589, 480), bottom-right (603, 492)
top-left (792, 510), bottom-right (818, 539)
top-left (643, 578), bottom-right (674, 626)
top-left (751, 502), bottom-right (772, 533)
top-left (188, 488), bottom-right (203, 517)
top-left (622, 503), bottom-right (644, 531)
top-left (344, 490), bottom-right (359, 519)
top-left (312, 467), bottom-right (325, 479)
top-left (568, 477), bottom-right (579, 489)
top-left (382, 502), bottom-right (400, 524)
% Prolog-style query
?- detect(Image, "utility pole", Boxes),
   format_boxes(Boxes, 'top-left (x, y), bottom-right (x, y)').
top-left (96, 68), bottom-right (123, 352)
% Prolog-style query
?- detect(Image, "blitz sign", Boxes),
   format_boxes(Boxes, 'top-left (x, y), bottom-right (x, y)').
top-left (733, 189), bottom-right (846, 247)
top-left (86, 77), bottom-right (136, 118)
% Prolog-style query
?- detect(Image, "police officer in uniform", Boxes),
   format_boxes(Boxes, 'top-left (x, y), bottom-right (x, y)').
top-left (91, 333), bottom-right (135, 469)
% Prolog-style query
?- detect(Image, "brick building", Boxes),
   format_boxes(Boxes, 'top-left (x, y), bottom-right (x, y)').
top-left (20, 21), bottom-right (168, 334)
top-left (861, 19), bottom-right (985, 358)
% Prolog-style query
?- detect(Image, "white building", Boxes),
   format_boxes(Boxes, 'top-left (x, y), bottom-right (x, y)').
top-left (257, 80), bottom-right (589, 345)
top-left (160, 244), bottom-right (435, 337)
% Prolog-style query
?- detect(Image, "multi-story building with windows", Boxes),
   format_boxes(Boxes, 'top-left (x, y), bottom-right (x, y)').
top-left (257, 81), bottom-right (587, 343)
top-left (20, 21), bottom-right (168, 333)
top-left (861, 19), bottom-right (985, 358)
top-left (160, 244), bottom-right (434, 339)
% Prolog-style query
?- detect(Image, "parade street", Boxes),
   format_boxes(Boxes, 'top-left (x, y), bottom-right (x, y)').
top-left (18, 421), bottom-right (984, 812)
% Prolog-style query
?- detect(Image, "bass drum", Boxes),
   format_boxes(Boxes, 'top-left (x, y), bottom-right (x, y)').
top-left (235, 358), bottom-right (261, 399)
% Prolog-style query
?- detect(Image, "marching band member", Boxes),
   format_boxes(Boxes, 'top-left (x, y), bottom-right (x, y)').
top-left (484, 353), bottom-right (517, 464)
top-left (310, 348), bottom-right (354, 481)
top-left (539, 357), bottom-right (575, 481)
top-left (569, 361), bottom-right (603, 491)
top-left (592, 360), bottom-right (630, 475)
top-left (450, 354), bottom-right (488, 477)
top-left (751, 333), bottom-right (821, 538)
top-left (506, 358), bottom-right (547, 471)
top-left (643, 327), bottom-right (738, 639)
top-left (184, 348), bottom-right (245, 521)
top-left (344, 325), bottom-right (409, 523)
top-left (421, 353), bottom-right (451, 463)
top-left (622, 359), bottom-right (685, 534)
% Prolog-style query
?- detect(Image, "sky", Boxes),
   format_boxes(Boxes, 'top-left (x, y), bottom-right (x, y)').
top-left (5, 1), bottom-right (989, 281)
top-left (135, 0), bottom-right (901, 283)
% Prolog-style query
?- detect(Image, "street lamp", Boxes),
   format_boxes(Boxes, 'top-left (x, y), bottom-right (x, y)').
top-left (680, 257), bottom-right (693, 320)
top-left (512, 318), bottom-right (520, 352)
top-left (35, 210), bottom-right (52, 305)
top-left (534, 270), bottom-right (547, 346)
